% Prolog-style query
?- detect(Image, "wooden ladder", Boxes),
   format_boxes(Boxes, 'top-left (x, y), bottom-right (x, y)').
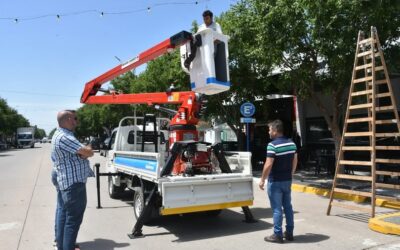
top-left (327, 26), bottom-right (400, 218)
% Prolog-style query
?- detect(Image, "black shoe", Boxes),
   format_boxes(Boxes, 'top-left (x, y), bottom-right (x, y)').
top-left (264, 233), bottom-right (284, 243)
top-left (284, 231), bottom-right (294, 241)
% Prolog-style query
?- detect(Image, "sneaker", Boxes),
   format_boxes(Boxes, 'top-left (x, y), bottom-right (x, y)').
top-left (264, 233), bottom-right (284, 243)
top-left (284, 231), bottom-right (294, 241)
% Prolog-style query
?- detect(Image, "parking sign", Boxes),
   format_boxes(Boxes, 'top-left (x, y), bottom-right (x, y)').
top-left (240, 102), bottom-right (255, 117)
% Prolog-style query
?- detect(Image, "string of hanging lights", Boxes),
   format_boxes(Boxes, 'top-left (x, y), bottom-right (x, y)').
top-left (0, 0), bottom-right (209, 23)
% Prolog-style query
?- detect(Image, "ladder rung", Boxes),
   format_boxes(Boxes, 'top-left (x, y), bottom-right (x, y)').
top-left (375, 79), bottom-right (387, 84)
top-left (342, 146), bottom-right (372, 151)
top-left (339, 160), bottom-right (372, 166)
top-left (375, 119), bottom-right (397, 124)
top-left (336, 174), bottom-right (372, 181)
top-left (351, 90), bottom-right (373, 97)
top-left (334, 187), bottom-right (372, 197)
top-left (376, 93), bottom-right (391, 98)
top-left (357, 50), bottom-right (372, 57)
top-left (376, 133), bottom-right (400, 137)
top-left (344, 132), bottom-right (373, 137)
top-left (376, 195), bottom-right (400, 202)
top-left (376, 183), bottom-right (400, 189)
top-left (376, 171), bottom-right (400, 176)
top-left (330, 201), bottom-right (371, 213)
top-left (376, 158), bottom-right (400, 164)
top-left (355, 63), bottom-right (372, 71)
top-left (376, 106), bottom-right (394, 111)
top-left (359, 38), bottom-right (375, 45)
top-left (375, 66), bottom-right (384, 71)
top-left (375, 146), bottom-right (400, 150)
top-left (354, 76), bottom-right (373, 83)
top-left (346, 117), bottom-right (372, 123)
top-left (349, 103), bottom-right (373, 110)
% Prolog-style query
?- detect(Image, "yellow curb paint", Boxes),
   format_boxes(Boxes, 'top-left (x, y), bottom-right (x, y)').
top-left (368, 212), bottom-right (400, 235)
top-left (376, 199), bottom-right (400, 210)
top-left (160, 200), bottom-right (253, 215)
top-left (291, 183), bottom-right (400, 208)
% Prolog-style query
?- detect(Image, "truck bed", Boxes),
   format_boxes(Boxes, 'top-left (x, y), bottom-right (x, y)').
top-left (111, 150), bottom-right (254, 215)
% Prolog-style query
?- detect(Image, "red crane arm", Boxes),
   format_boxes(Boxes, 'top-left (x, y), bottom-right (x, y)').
top-left (80, 31), bottom-right (193, 104)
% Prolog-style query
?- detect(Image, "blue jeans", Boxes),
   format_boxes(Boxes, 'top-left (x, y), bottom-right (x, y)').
top-left (56, 183), bottom-right (87, 250)
top-left (51, 169), bottom-right (59, 241)
top-left (267, 180), bottom-right (294, 236)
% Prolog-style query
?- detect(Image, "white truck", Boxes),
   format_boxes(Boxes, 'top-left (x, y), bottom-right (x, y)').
top-left (16, 127), bottom-right (35, 148)
top-left (83, 29), bottom-right (255, 237)
top-left (101, 115), bottom-right (254, 237)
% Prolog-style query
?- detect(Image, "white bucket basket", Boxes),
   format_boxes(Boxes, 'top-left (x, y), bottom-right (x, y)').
top-left (180, 28), bottom-right (230, 95)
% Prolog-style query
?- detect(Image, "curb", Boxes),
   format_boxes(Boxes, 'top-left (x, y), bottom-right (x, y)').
top-left (368, 212), bottom-right (400, 235)
top-left (291, 183), bottom-right (400, 209)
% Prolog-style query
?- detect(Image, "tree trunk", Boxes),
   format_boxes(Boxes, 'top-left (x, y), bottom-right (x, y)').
top-left (310, 89), bottom-right (344, 158)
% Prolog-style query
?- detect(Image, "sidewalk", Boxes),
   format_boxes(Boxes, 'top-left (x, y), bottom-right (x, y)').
top-left (252, 167), bottom-right (400, 235)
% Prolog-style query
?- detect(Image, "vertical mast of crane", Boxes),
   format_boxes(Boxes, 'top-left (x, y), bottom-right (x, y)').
top-left (81, 31), bottom-right (193, 104)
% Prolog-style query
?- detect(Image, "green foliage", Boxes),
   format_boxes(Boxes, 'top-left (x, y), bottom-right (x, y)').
top-left (48, 128), bottom-right (56, 139)
top-left (0, 97), bottom-right (30, 136)
top-left (216, 0), bottom-right (400, 150)
top-left (75, 104), bottom-right (135, 139)
top-left (34, 127), bottom-right (46, 139)
top-left (223, 0), bottom-right (400, 98)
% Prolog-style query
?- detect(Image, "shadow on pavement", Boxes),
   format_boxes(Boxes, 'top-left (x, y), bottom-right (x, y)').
top-left (143, 208), bottom-right (272, 242)
top-left (289, 233), bottom-right (330, 243)
top-left (79, 238), bottom-right (130, 250)
top-left (0, 154), bottom-right (13, 157)
top-left (335, 212), bottom-right (390, 224)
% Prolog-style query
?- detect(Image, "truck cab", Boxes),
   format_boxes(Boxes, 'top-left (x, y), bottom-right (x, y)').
top-left (16, 127), bottom-right (35, 148)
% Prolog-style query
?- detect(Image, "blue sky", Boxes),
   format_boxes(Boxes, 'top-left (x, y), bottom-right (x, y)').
top-left (0, 0), bottom-right (238, 134)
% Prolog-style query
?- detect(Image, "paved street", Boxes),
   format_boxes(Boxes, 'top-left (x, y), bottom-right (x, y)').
top-left (0, 144), bottom-right (399, 250)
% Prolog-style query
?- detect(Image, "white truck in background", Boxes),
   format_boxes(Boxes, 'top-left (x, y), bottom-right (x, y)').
top-left (16, 127), bottom-right (35, 148)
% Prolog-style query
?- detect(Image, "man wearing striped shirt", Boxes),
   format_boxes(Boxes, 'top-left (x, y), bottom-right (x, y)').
top-left (52, 110), bottom-right (94, 250)
top-left (259, 119), bottom-right (298, 244)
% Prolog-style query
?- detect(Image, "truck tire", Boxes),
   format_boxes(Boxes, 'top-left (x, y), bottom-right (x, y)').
top-left (133, 187), bottom-right (149, 222)
top-left (133, 187), bottom-right (160, 225)
top-left (108, 176), bottom-right (126, 199)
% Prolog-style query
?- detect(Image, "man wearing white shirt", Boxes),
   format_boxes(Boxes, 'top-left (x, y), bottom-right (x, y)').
top-left (198, 10), bottom-right (222, 34)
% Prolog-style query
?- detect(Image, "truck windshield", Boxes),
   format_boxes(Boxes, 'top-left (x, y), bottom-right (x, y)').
top-left (18, 134), bottom-right (33, 139)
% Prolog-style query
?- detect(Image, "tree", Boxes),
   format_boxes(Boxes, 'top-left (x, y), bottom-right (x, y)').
top-left (219, 0), bottom-right (400, 155)
top-left (48, 128), bottom-right (57, 139)
top-left (34, 127), bottom-right (46, 139)
top-left (0, 97), bottom-right (30, 136)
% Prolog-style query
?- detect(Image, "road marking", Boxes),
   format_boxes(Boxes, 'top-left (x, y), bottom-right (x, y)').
top-left (363, 238), bottom-right (378, 247)
top-left (0, 222), bottom-right (20, 231)
top-left (377, 243), bottom-right (400, 250)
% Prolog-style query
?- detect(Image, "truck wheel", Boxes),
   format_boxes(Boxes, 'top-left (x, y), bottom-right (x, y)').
top-left (108, 176), bottom-right (125, 199)
top-left (133, 187), bottom-right (159, 225)
top-left (133, 188), bottom-right (146, 221)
